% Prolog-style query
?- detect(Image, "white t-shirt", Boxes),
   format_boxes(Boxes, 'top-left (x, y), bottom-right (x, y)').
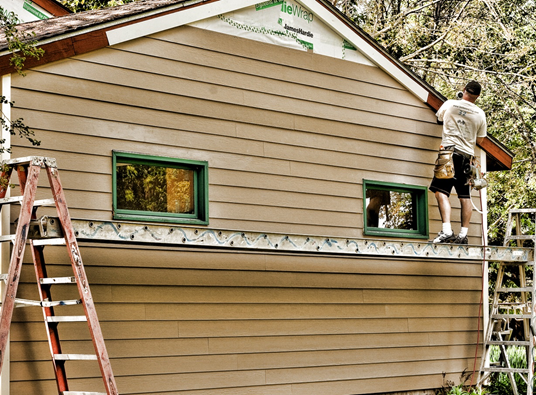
top-left (436, 99), bottom-right (487, 156)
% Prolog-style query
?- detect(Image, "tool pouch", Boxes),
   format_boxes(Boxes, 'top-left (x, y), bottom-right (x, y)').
top-left (434, 149), bottom-right (455, 179)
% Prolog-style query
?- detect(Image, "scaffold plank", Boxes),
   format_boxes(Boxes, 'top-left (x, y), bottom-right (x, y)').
top-left (69, 219), bottom-right (531, 262)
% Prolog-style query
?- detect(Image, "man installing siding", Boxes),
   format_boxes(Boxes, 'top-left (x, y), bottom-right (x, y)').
top-left (430, 81), bottom-right (487, 245)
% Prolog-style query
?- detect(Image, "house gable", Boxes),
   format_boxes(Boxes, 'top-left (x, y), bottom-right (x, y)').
top-left (0, 0), bottom-right (513, 168)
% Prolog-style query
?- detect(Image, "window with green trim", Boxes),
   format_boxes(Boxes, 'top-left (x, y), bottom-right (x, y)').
top-left (363, 180), bottom-right (428, 238)
top-left (113, 151), bottom-right (208, 225)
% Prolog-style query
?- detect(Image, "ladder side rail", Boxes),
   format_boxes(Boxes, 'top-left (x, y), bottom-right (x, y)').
top-left (518, 265), bottom-right (532, 344)
top-left (504, 212), bottom-right (514, 246)
top-left (0, 163), bottom-right (40, 373)
top-left (46, 165), bottom-right (118, 395)
top-left (498, 333), bottom-right (520, 395)
top-left (30, 242), bottom-right (69, 394)
top-left (478, 263), bottom-right (507, 384)
top-left (16, 165), bottom-right (28, 195)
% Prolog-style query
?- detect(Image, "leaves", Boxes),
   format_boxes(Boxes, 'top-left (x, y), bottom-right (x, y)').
top-left (333, 0), bottom-right (536, 244)
top-left (0, 7), bottom-right (43, 153)
top-left (60, 0), bottom-right (136, 13)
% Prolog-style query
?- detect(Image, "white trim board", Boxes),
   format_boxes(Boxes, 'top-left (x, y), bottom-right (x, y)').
top-left (106, 0), bottom-right (260, 45)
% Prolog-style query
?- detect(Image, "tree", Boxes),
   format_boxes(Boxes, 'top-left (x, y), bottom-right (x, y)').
top-left (60, 0), bottom-right (135, 13)
top-left (0, 8), bottom-right (43, 154)
top-left (332, 0), bottom-right (536, 244)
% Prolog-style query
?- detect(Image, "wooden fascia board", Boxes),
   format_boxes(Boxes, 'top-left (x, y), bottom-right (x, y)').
top-left (478, 136), bottom-right (513, 170)
top-left (0, 30), bottom-right (107, 74)
top-left (0, 0), bottom-right (217, 75)
top-left (31, 0), bottom-right (71, 16)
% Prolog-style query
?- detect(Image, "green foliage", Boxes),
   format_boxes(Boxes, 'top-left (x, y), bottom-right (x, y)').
top-left (332, 0), bottom-right (536, 245)
top-left (488, 346), bottom-right (530, 395)
top-left (436, 370), bottom-right (488, 395)
top-left (116, 163), bottom-right (194, 214)
top-left (0, 7), bottom-right (43, 154)
top-left (0, 8), bottom-right (44, 75)
top-left (60, 0), bottom-right (136, 13)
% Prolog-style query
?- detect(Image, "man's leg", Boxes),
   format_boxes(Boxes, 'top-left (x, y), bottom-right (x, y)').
top-left (454, 198), bottom-right (473, 244)
top-left (435, 191), bottom-right (451, 224)
top-left (460, 198), bottom-right (472, 228)
top-left (433, 191), bottom-right (455, 243)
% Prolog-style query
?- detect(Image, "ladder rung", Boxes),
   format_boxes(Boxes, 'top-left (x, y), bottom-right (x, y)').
top-left (492, 313), bottom-right (533, 319)
top-left (509, 209), bottom-right (536, 214)
top-left (500, 260), bottom-right (535, 266)
top-left (483, 367), bottom-right (530, 373)
top-left (62, 392), bottom-right (107, 395)
top-left (0, 298), bottom-right (78, 308)
top-left (11, 298), bottom-right (42, 308)
top-left (497, 287), bottom-right (533, 292)
top-left (0, 156), bottom-right (39, 166)
top-left (488, 340), bottom-right (531, 346)
top-left (32, 237), bottom-right (66, 246)
top-left (40, 276), bottom-right (76, 284)
top-left (0, 197), bottom-right (54, 207)
top-left (0, 196), bottom-right (23, 205)
top-left (33, 198), bottom-right (56, 207)
top-left (55, 354), bottom-right (97, 361)
top-left (506, 235), bottom-right (536, 240)
top-left (42, 299), bottom-right (81, 307)
top-left (47, 316), bottom-right (87, 323)
top-left (0, 235), bottom-right (15, 243)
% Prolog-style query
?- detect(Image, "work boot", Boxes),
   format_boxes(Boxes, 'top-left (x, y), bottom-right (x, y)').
top-left (453, 235), bottom-right (468, 244)
top-left (432, 231), bottom-right (456, 244)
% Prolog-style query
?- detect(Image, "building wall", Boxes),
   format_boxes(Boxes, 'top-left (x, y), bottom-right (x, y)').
top-left (8, 25), bottom-right (484, 394)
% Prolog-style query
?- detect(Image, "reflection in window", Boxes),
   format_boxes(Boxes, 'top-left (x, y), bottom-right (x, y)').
top-left (363, 180), bottom-right (428, 238)
top-left (366, 189), bottom-right (416, 230)
top-left (113, 152), bottom-right (208, 225)
top-left (116, 165), bottom-right (195, 214)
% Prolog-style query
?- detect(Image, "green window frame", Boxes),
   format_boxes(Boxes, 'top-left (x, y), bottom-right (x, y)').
top-left (363, 180), bottom-right (428, 239)
top-left (113, 151), bottom-right (209, 225)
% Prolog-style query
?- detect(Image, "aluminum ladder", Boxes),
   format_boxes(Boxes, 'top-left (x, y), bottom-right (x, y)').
top-left (478, 208), bottom-right (536, 394)
top-left (0, 156), bottom-right (118, 395)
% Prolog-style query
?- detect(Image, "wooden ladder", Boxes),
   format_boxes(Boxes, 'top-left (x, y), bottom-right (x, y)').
top-left (478, 208), bottom-right (536, 395)
top-left (0, 156), bottom-right (118, 395)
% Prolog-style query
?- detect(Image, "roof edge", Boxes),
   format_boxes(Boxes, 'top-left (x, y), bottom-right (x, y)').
top-left (0, 0), bottom-right (513, 171)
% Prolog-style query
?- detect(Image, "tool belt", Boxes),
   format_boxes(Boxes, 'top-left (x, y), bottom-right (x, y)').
top-left (433, 148), bottom-right (455, 179)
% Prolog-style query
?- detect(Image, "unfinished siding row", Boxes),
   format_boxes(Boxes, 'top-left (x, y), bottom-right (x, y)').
top-left (8, 23), bottom-right (483, 394)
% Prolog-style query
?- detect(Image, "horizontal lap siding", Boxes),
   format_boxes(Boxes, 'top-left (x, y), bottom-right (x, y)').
top-left (8, 24), bottom-right (473, 239)
top-left (8, 25), bottom-right (483, 394)
top-left (11, 245), bottom-right (483, 394)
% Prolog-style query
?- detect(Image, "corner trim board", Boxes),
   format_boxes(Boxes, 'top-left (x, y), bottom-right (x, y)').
top-left (106, 0), bottom-right (260, 45)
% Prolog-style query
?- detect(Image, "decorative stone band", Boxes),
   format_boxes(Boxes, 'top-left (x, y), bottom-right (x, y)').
top-left (66, 219), bottom-right (531, 263)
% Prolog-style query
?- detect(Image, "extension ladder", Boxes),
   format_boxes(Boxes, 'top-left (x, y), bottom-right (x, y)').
top-left (478, 208), bottom-right (536, 395)
top-left (0, 156), bottom-right (118, 394)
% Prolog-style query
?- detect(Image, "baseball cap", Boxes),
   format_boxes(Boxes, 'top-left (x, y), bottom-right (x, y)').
top-left (465, 81), bottom-right (481, 96)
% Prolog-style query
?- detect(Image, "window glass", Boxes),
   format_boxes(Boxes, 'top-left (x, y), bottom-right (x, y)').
top-left (363, 180), bottom-right (428, 238)
top-left (113, 152), bottom-right (208, 225)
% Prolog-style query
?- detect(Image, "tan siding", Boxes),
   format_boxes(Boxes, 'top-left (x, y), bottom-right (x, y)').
top-left (10, 241), bottom-right (482, 393)
top-left (7, 23), bottom-right (484, 395)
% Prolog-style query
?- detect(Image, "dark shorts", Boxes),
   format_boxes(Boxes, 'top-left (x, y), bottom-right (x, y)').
top-left (429, 151), bottom-right (472, 199)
